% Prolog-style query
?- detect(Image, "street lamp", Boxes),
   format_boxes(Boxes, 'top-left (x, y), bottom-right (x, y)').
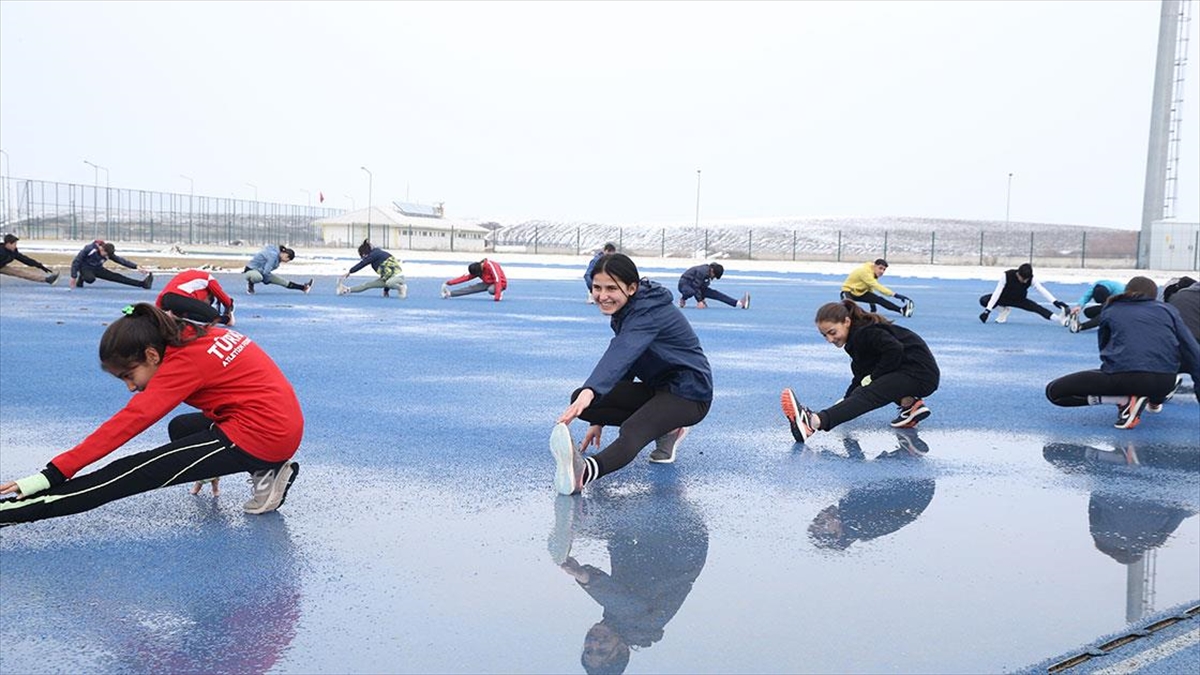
top-left (83, 160), bottom-right (109, 237)
top-left (361, 166), bottom-right (373, 241)
top-left (1005, 172), bottom-right (1014, 226)
top-left (181, 175), bottom-right (194, 244)
top-left (694, 169), bottom-right (702, 258)
top-left (0, 149), bottom-right (9, 224)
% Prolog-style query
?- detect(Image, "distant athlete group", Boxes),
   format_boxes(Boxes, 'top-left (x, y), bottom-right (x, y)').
top-left (1, 234), bottom-right (1198, 523)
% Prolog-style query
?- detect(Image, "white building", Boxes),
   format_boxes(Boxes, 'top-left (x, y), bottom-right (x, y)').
top-left (315, 202), bottom-right (489, 252)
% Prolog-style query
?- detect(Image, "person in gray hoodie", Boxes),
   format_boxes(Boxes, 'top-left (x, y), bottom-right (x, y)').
top-left (551, 254), bottom-right (713, 496)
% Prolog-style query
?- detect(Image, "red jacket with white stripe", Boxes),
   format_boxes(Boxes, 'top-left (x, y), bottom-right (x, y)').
top-left (156, 269), bottom-right (234, 310)
top-left (446, 259), bottom-right (508, 301)
top-left (50, 327), bottom-right (303, 479)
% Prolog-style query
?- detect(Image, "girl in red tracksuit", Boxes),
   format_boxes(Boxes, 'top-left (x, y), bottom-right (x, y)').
top-left (442, 258), bottom-right (507, 301)
top-left (157, 268), bottom-right (236, 325)
top-left (0, 303), bottom-right (303, 525)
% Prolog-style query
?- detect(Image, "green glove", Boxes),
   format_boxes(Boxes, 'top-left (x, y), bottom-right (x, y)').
top-left (860, 375), bottom-right (872, 387)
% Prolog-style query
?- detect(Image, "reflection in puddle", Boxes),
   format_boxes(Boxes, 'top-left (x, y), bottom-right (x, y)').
top-left (0, 516), bottom-right (300, 674)
top-left (806, 430), bottom-right (936, 550)
top-left (1044, 441), bottom-right (1200, 623)
top-left (548, 482), bottom-right (707, 674)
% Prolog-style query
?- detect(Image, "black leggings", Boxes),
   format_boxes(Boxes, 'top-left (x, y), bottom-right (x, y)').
top-left (0, 413), bottom-right (282, 525)
top-left (1045, 370), bottom-right (1179, 407)
top-left (819, 370), bottom-right (939, 430)
top-left (574, 382), bottom-right (710, 478)
top-left (78, 266), bottom-right (143, 288)
top-left (1077, 304), bottom-right (1102, 332)
top-left (978, 294), bottom-right (1052, 320)
top-left (841, 291), bottom-right (902, 314)
top-left (160, 293), bottom-right (227, 324)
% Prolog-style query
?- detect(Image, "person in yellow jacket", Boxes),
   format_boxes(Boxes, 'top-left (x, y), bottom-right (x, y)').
top-left (840, 258), bottom-right (913, 317)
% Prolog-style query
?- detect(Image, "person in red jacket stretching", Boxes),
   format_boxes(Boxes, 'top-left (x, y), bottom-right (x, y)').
top-left (156, 268), bottom-right (236, 326)
top-left (441, 258), bottom-right (507, 301)
top-left (0, 303), bottom-right (303, 525)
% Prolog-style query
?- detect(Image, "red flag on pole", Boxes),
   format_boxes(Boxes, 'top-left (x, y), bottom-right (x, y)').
top-left (318, 191), bottom-right (325, 203)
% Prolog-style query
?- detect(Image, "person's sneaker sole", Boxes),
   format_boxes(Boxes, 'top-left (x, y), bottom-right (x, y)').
top-left (550, 423), bottom-right (580, 495)
top-left (780, 388), bottom-right (813, 443)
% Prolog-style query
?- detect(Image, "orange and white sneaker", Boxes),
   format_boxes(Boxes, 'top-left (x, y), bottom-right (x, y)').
top-left (781, 388), bottom-right (817, 443)
top-left (1115, 396), bottom-right (1148, 429)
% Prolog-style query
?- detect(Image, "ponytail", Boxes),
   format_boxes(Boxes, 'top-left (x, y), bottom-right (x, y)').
top-left (814, 299), bottom-right (891, 328)
top-left (99, 303), bottom-right (193, 370)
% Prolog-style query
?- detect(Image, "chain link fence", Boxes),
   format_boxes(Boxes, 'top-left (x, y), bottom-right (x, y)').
top-left (2, 176), bottom-right (1139, 267)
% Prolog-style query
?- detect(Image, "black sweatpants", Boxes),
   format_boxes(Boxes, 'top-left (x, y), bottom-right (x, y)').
top-left (841, 290), bottom-right (902, 314)
top-left (818, 370), bottom-right (939, 431)
top-left (1045, 370), bottom-right (1179, 407)
top-left (77, 266), bottom-right (144, 288)
top-left (160, 293), bottom-right (225, 324)
top-left (978, 294), bottom-right (1053, 320)
top-left (573, 382), bottom-right (710, 478)
top-left (0, 413), bottom-right (282, 525)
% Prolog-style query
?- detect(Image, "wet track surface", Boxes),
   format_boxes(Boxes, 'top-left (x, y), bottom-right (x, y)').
top-left (2, 264), bottom-right (1197, 673)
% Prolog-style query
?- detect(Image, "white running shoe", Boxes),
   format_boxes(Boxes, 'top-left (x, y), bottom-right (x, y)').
top-left (995, 307), bottom-right (1011, 323)
top-left (737, 293), bottom-right (751, 309)
top-left (399, 284), bottom-right (408, 299)
top-left (441, 283), bottom-right (451, 299)
top-left (336, 280), bottom-right (350, 296)
top-left (242, 461), bottom-right (299, 514)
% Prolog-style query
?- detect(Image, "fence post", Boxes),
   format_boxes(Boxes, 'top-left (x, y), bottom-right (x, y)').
top-left (576, 226), bottom-right (580, 255)
top-left (979, 231), bottom-right (984, 266)
top-left (619, 227), bottom-right (623, 252)
top-left (792, 229), bottom-right (797, 261)
top-left (883, 231), bottom-right (889, 260)
top-left (930, 231), bottom-right (936, 264)
top-left (534, 226), bottom-right (539, 255)
top-left (1028, 230), bottom-right (1034, 264)
top-left (661, 228), bottom-right (665, 258)
top-left (450, 225), bottom-right (455, 252)
top-left (748, 230), bottom-right (753, 260)
top-left (837, 231), bottom-right (842, 262)
top-left (704, 229), bottom-right (709, 258)
top-left (1081, 231), bottom-right (1087, 268)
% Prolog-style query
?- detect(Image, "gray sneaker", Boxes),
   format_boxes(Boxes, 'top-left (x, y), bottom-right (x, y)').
top-left (550, 423), bottom-right (586, 495)
top-left (242, 461), bottom-right (299, 514)
top-left (650, 427), bottom-right (689, 463)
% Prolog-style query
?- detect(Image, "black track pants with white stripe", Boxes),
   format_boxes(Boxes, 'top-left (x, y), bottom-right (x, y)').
top-left (0, 413), bottom-right (281, 525)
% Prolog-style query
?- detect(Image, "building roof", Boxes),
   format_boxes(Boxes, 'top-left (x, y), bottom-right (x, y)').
top-left (314, 206), bottom-right (487, 232)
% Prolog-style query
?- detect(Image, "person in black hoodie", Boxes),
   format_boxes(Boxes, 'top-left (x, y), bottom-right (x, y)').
top-left (781, 299), bottom-right (940, 443)
top-left (551, 254), bottom-right (714, 496)
top-left (978, 262), bottom-right (1070, 325)
top-left (1045, 276), bottom-right (1200, 429)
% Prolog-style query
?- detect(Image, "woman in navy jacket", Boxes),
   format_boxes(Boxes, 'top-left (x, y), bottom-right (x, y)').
top-left (551, 254), bottom-right (713, 495)
top-left (1045, 276), bottom-right (1200, 429)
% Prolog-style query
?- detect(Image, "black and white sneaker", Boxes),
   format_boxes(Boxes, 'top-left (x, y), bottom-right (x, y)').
top-left (1115, 396), bottom-right (1148, 429)
top-left (890, 399), bottom-right (931, 428)
top-left (902, 298), bottom-right (915, 318)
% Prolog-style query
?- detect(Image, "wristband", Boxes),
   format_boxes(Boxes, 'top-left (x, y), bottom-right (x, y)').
top-left (14, 472), bottom-right (51, 497)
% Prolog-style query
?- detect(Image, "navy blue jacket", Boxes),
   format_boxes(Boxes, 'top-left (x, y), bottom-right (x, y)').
top-left (677, 264), bottom-right (713, 297)
top-left (583, 250), bottom-right (606, 288)
top-left (348, 248), bottom-right (394, 275)
top-left (843, 321), bottom-right (940, 398)
top-left (583, 279), bottom-right (713, 403)
top-left (70, 240), bottom-right (137, 278)
top-left (1098, 296), bottom-right (1200, 382)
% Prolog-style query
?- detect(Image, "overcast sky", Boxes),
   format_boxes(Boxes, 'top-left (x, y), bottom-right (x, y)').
top-left (1, 0), bottom-right (1197, 228)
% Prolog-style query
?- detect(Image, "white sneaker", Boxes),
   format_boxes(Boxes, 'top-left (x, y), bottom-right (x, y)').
top-left (995, 307), bottom-right (1011, 323)
top-left (1056, 309), bottom-right (1071, 327)
top-left (399, 284), bottom-right (408, 299)
top-left (737, 293), bottom-right (751, 309)
top-left (440, 283), bottom-right (451, 299)
top-left (336, 280), bottom-right (349, 296)
top-left (242, 461), bottom-right (299, 514)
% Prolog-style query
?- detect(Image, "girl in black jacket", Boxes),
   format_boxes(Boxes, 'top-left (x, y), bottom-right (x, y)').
top-left (781, 300), bottom-right (941, 443)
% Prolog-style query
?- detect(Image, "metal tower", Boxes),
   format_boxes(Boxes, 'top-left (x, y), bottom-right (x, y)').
top-left (1139, 0), bottom-right (1193, 267)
